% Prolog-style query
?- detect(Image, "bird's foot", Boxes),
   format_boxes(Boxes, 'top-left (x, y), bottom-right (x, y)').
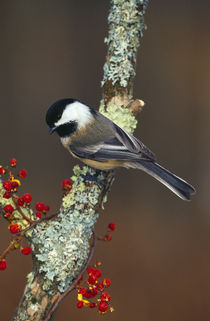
top-left (81, 169), bottom-right (105, 186)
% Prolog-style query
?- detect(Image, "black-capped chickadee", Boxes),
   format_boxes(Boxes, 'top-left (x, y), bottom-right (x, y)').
top-left (46, 98), bottom-right (195, 200)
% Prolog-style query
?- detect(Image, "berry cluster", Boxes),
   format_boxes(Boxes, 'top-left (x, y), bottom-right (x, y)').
top-left (0, 160), bottom-right (74, 270)
top-left (35, 202), bottom-right (50, 219)
top-left (0, 159), bottom-right (75, 271)
top-left (75, 222), bottom-right (116, 314)
top-left (76, 262), bottom-right (114, 314)
top-left (0, 159), bottom-right (54, 270)
top-left (105, 222), bottom-right (116, 241)
top-left (97, 221), bottom-right (116, 242)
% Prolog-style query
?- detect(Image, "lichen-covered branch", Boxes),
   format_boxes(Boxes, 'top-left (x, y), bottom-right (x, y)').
top-left (102, 0), bottom-right (148, 107)
top-left (11, 1), bottom-right (149, 320)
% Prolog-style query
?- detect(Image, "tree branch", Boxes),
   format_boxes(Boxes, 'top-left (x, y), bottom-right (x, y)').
top-left (10, 1), bottom-right (149, 320)
top-left (43, 229), bottom-right (97, 321)
top-left (102, 0), bottom-right (148, 108)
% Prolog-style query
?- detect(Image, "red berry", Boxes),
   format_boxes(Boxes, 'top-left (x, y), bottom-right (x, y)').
top-left (83, 290), bottom-right (92, 299)
top-left (0, 260), bottom-right (7, 271)
top-left (98, 301), bottom-right (108, 313)
top-left (106, 234), bottom-right (112, 241)
top-left (0, 166), bottom-right (5, 175)
top-left (3, 204), bottom-right (14, 213)
top-left (77, 301), bottom-right (84, 309)
top-left (87, 267), bottom-right (101, 277)
top-left (100, 292), bottom-right (111, 302)
top-left (17, 197), bottom-right (25, 206)
top-left (87, 267), bottom-right (95, 275)
top-left (88, 274), bottom-right (98, 285)
top-left (78, 288), bottom-right (87, 296)
top-left (11, 181), bottom-right (19, 189)
top-left (90, 288), bottom-right (98, 297)
top-left (36, 212), bottom-right (42, 219)
top-left (97, 282), bottom-right (104, 292)
top-left (94, 269), bottom-right (102, 278)
top-left (9, 224), bottom-right (20, 234)
top-left (21, 247), bottom-right (32, 255)
top-left (10, 158), bottom-right (17, 167)
top-left (108, 222), bottom-right (116, 231)
top-left (62, 179), bottom-right (72, 190)
top-left (89, 302), bottom-right (96, 308)
top-left (22, 193), bottom-right (32, 204)
top-left (3, 181), bottom-right (12, 191)
top-left (35, 202), bottom-right (45, 212)
top-left (102, 278), bottom-right (111, 288)
top-left (43, 205), bottom-right (50, 213)
top-left (4, 213), bottom-right (11, 219)
top-left (18, 169), bottom-right (27, 178)
top-left (3, 191), bottom-right (11, 199)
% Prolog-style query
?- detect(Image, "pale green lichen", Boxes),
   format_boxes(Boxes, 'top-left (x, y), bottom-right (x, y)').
top-left (29, 303), bottom-right (39, 312)
top-left (26, 272), bottom-right (35, 285)
top-left (102, 0), bottom-right (148, 87)
top-left (17, 310), bottom-right (29, 321)
top-left (32, 205), bottom-right (99, 293)
top-left (62, 165), bottom-right (104, 210)
top-left (101, 194), bottom-right (108, 210)
top-left (0, 182), bottom-right (11, 207)
top-left (31, 165), bottom-right (109, 293)
top-left (62, 181), bottom-right (86, 208)
top-left (42, 279), bottom-right (53, 291)
top-left (99, 100), bottom-right (137, 134)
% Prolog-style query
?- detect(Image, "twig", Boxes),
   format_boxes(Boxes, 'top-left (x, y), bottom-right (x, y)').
top-left (11, 195), bottom-right (34, 224)
top-left (0, 221), bottom-right (38, 261)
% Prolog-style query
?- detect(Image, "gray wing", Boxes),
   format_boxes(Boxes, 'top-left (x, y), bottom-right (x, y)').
top-left (70, 110), bottom-right (155, 161)
top-left (93, 111), bottom-right (155, 158)
top-left (112, 123), bottom-right (155, 159)
top-left (70, 130), bottom-right (156, 162)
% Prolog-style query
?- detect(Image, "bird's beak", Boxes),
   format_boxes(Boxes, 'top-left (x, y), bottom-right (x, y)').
top-left (49, 127), bottom-right (56, 135)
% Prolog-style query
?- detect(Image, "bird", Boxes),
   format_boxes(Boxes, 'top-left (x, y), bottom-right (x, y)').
top-left (46, 98), bottom-right (196, 201)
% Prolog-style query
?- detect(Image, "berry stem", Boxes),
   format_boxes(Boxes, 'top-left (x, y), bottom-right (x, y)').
top-left (11, 195), bottom-right (34, 224)
top-left (0, 234), bottom-right (23, 261)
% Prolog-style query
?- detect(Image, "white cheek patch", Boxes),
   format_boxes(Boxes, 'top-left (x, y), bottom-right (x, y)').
top-left (54, 101), bottom-right (93, 129)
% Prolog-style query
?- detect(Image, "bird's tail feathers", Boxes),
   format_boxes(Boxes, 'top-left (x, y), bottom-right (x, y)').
top-left (129, 160), bottom-right (195, 201)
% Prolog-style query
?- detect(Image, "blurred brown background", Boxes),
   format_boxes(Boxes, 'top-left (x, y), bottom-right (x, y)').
top-left (0, 1), bottom-right (210, 320)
